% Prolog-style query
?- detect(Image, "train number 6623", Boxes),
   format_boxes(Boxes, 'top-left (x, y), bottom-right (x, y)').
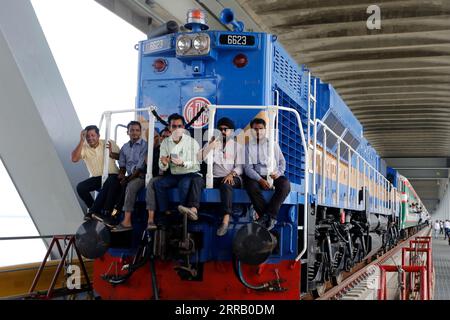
top-left (227, 35), bottom-right (247, 45)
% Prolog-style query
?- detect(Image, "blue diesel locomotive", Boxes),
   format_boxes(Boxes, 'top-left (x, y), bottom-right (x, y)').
top-left (84, 8), bottom-right (429, 299)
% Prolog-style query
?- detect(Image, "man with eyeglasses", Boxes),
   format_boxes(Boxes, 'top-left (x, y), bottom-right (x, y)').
top-left (153, 113), bottom-right (204, 221)
top-left (244, 118), bottom-right (290, 231)
top-left (199, 117), bottom-right (243, 236)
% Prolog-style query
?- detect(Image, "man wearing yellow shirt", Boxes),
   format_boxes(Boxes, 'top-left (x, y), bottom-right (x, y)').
top-left (71, 125), bottom-right (121, 220)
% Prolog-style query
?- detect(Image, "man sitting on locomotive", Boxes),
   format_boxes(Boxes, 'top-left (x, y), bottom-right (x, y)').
top-left (112, 121), bottom-right (148, 232)
top-left (244, 118), bottom-right (291, 231)
top-left (154, 113), bottom-right (204, 221)
top-left (199, 117), bottom-right (243, 236)
top-left (71, 125), bottom-right (121, 221)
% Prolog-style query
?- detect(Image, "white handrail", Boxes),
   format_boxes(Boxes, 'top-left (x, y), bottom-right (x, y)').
top-left (267, 107), bottom-right (277, 187)
top-left (321, 127), bottom-right (326, 203)
top-left (114, 124), bottom-right (127, 142)
top-left (314, 118), bottom-right (394, 214)
top-left (311, 76), bottom-right (318, 196)
top-left (98, 106), bottom-right (156, 186)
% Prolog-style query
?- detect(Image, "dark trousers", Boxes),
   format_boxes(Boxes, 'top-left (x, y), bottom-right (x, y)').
top-left (213, 177), bottom-right (241, 216)
top-left (244, 176), bottom-right (291, 219)
top-left (76, 174), bottom-right (120, 213)
top-left (154, 173), bottom-right (205, 212)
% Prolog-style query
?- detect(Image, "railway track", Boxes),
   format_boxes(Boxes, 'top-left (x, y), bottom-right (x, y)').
top-left (306, 226), bottom-right (432, 300)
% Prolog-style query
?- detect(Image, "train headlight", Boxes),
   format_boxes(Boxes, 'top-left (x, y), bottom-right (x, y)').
top-left (176, 33), bottom-right (210, 56)
top-left (193, 35), bottom-right (209, 51)
top-left (176, 36), bottom-right (191, 53)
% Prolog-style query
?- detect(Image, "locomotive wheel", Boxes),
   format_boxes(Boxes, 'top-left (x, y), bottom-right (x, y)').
top-left (331, 272), bottom-right (343, 286)
top-left (311, 282), bottom-right (327, 298)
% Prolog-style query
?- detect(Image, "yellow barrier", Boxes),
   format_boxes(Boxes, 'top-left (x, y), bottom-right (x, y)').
top-left (0, 259), bottom-right (93, 299)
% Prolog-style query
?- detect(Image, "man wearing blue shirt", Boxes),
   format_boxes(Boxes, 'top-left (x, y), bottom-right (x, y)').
top-left (113, 121), bottom-right (148, 232)
top-left (244, 118), bottom-right (290, 231)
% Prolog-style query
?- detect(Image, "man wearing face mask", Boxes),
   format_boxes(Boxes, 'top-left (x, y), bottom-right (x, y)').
top-left (154, 113), bottom-right (204, 221)
top-left (244, 118), bottom-right (290, 231)
top-left (71, 125), bottom-right (121, 220)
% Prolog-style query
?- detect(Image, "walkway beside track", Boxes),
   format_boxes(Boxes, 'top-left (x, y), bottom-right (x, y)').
top-left (432, 236), bottom-right (450, 300)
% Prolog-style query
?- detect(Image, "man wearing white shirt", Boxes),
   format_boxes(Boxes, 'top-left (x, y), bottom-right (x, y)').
top-left (200, 117), bottom-right (243, 236)
top-left (154, 114), bottom-right (204, 221)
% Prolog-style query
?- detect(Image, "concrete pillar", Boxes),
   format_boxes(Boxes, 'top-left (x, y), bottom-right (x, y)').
top-left (0, 0), bottom-right (87, 236)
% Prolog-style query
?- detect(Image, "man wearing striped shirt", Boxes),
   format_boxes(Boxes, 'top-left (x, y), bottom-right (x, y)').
top-left (244, 118), bottom-right (291, 231)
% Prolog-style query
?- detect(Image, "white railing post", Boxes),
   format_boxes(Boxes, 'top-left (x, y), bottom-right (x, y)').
top-left (373, 172), bottom-right (376, 211)
top-left (267, 106), bottom-right (277, 187)
top-left (378, 173), bottom-right (381, 212)
top-left (356, 155), bottom-right (360, 209)
top-left (363, 162), bottom-right (366, 211)
top-left (206, 105), bottom-right (216, 189)
top-left (347, 149), bottom-right (351, 208)
top-left (374, 169), bottom-right (380, 212)
top-left (312, 78), bottom-right (318, 196)
top-left (368, 165), bottom-right (370, 212)
top-left (336, 141), bottom-right (340, 207)
top-left (146, 110), bottom-right (156, 186)
top-left (322, 127), bottom-right (326, 204)
top-left (274, 89), bottom-right (280, 145)
top-left (307, 72), bottom-right (311, 148)
top-left (114, 124), bottom-right (127, 142)
top-left (382, 178), bottom-right (385, 213)
top-left (101, 111), bottom-right (112, 186)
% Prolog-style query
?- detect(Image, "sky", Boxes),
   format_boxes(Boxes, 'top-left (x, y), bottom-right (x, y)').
top-left (0, 0), bottom-right (145, 267)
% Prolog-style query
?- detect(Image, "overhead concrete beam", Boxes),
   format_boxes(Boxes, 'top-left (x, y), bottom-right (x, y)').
top-left (276, 15), bottom-right (450, 41)
top-left (396, 169), bottom-right (449, 179)
top-left (325, 73), bottom-right (450, 84)
top-left (384, 158), bottom-right (450, 169)
top-left (257, 1), bottom-right (450, 27)
top-left (288, 30), bottom-right (450, 54)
